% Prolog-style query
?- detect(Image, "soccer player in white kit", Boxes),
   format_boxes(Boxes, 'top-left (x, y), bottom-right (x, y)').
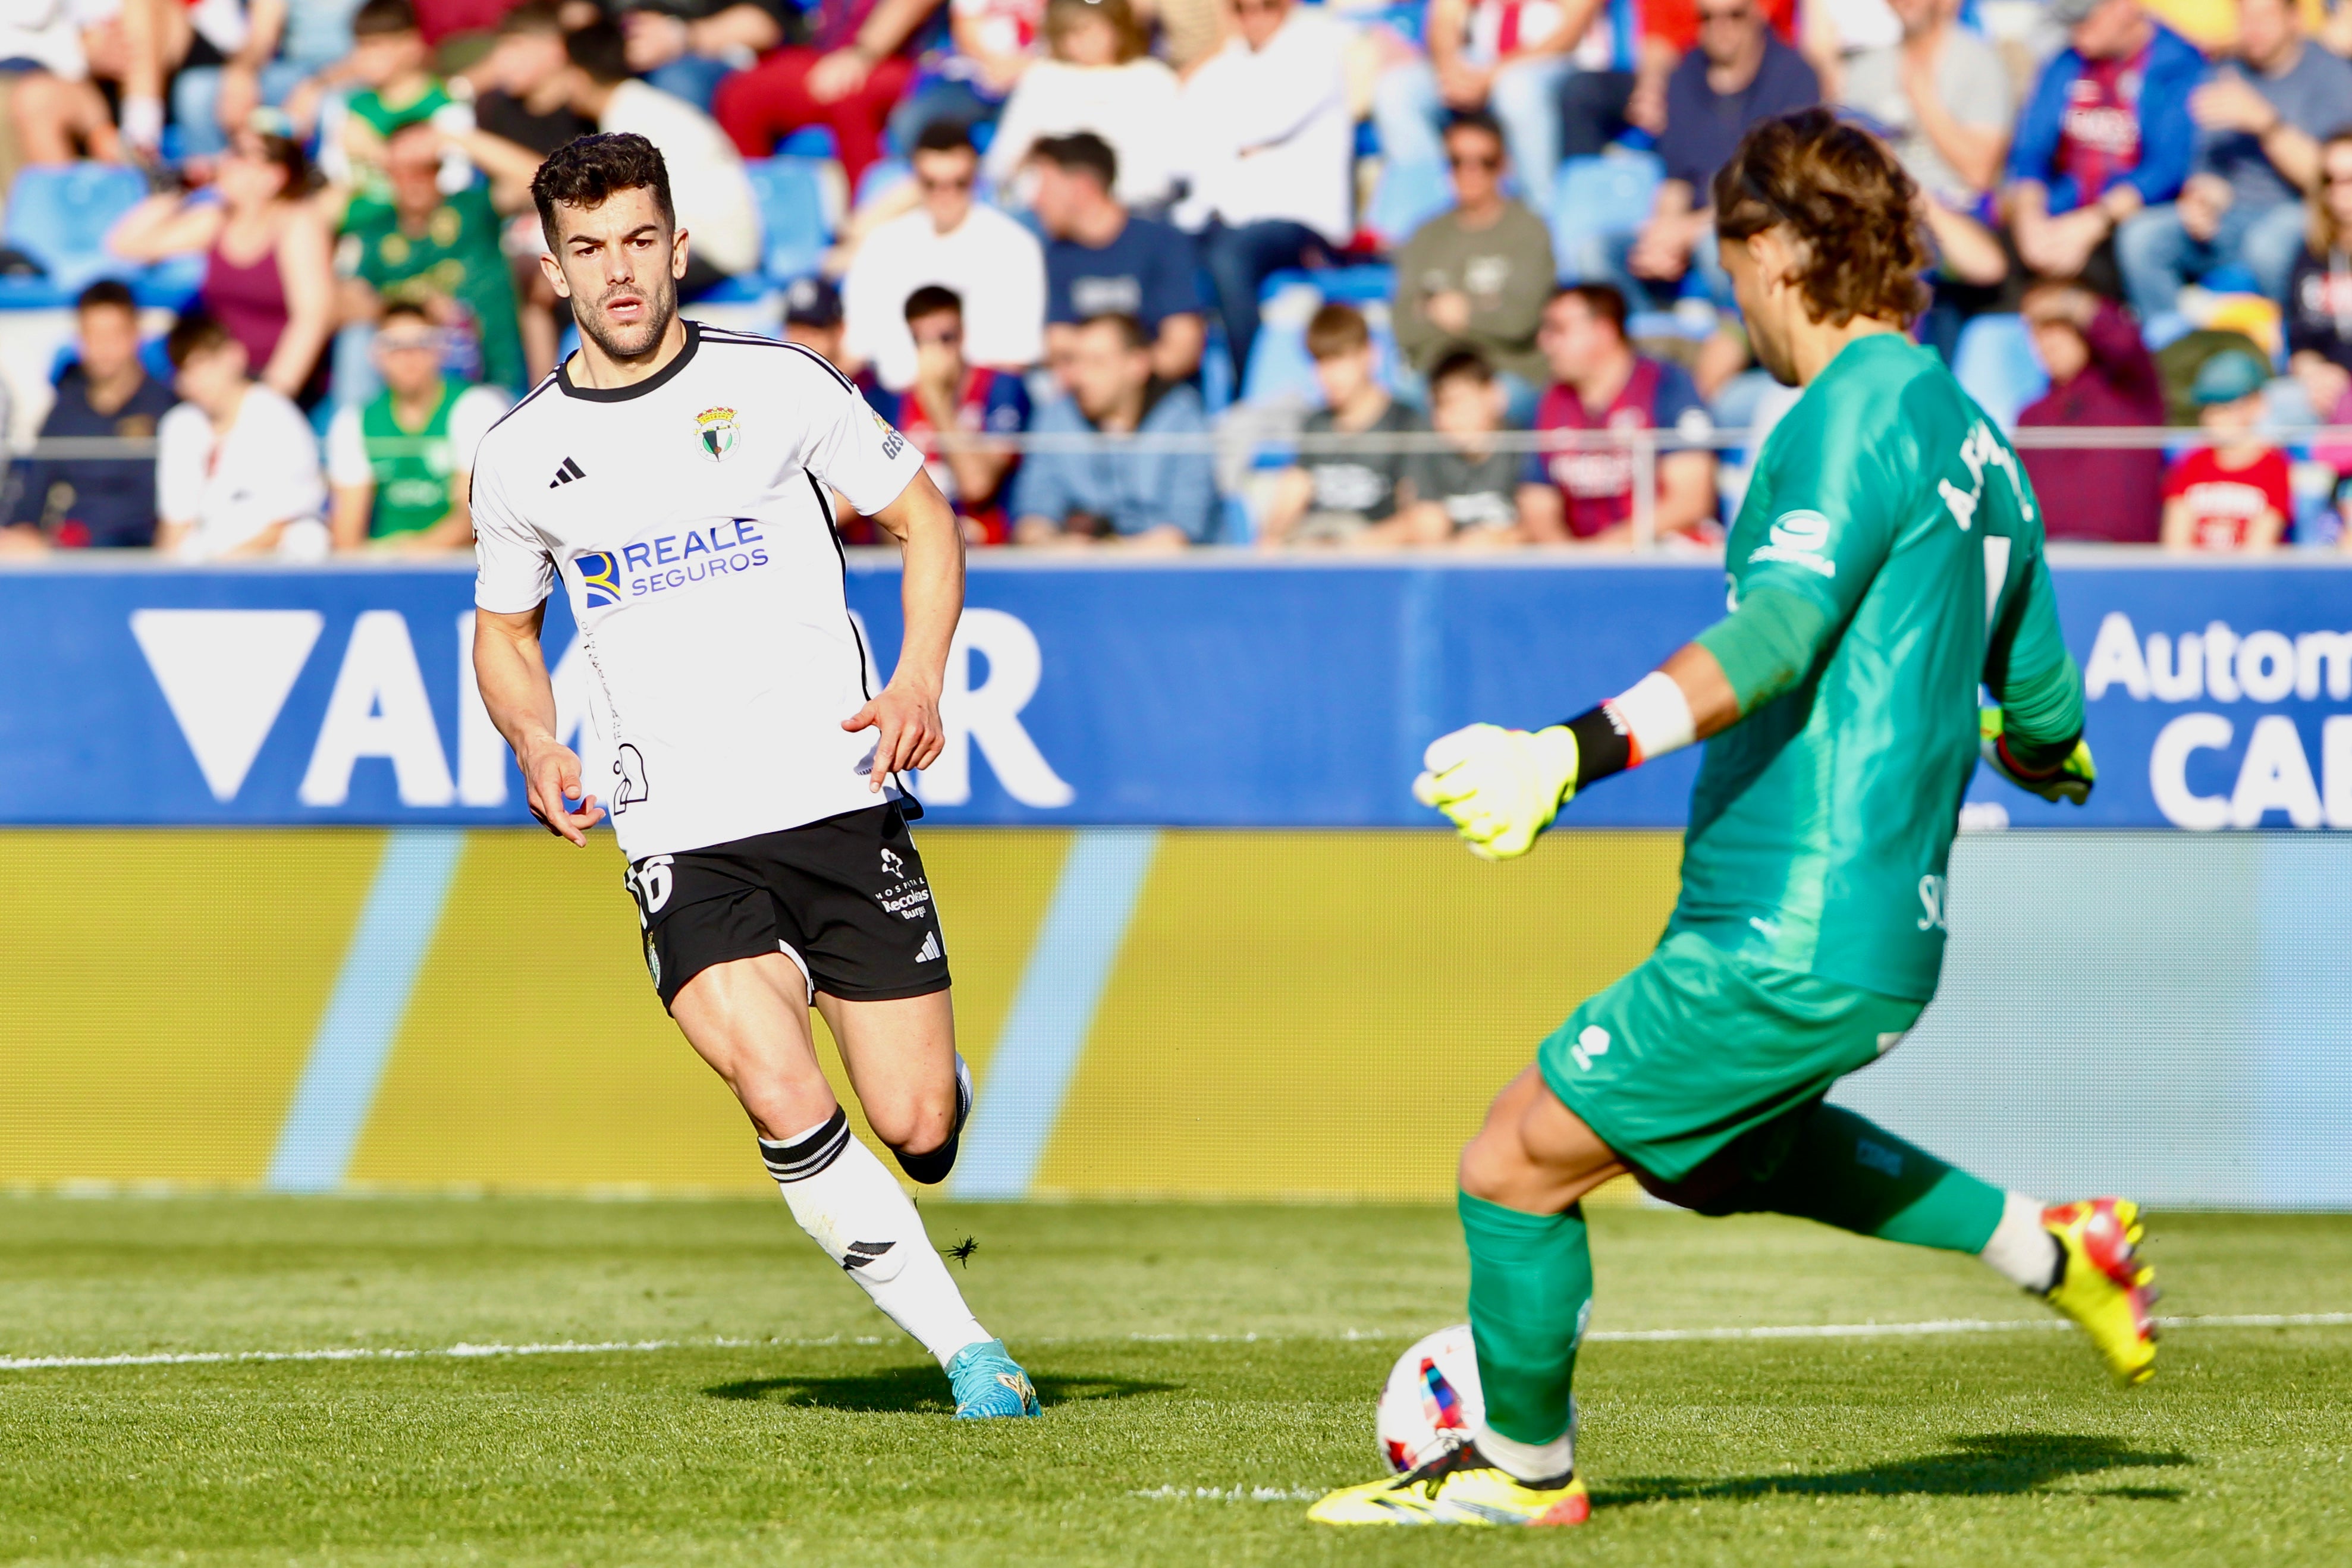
top-left (469, 133), bottom-right (1039, 1419)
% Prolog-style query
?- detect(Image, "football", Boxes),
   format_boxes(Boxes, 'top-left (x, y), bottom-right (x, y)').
top-left (1376, 1325), bottom-right (1484, 1473)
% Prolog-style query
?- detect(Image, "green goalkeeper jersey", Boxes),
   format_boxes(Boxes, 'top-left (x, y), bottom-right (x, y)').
top-left (1669, 333), bottom-right (2070, 1003)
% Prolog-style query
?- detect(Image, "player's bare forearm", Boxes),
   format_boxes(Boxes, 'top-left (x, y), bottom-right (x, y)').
top-left (1657, 643), bottom-right (1740, 740)
top-left (846, 472), bottom-right (965, 788)
top-left (473, 605), bottom-right (604, 843)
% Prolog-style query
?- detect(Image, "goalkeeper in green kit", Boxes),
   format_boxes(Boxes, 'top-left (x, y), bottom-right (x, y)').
top-left (1311, 109), bottom-right (2157, 1529)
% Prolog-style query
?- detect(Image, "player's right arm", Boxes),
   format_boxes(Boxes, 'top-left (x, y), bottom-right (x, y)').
top-left (468, 445), bottom-right (604, 844)
top-left (1419, 378), bottom-right (1897, 857)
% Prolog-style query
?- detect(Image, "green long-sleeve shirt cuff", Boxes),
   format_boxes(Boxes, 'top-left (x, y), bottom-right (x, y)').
top-left (1694, 586), bottom-right (1832, 715)
top-left (1996, 649), bottom-right (2085, 772)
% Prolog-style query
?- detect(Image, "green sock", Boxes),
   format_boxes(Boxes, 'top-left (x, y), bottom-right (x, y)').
top-left (1458, 1192), bottom-right (1591, 1446)
top-left (1738, 1104), bottom-right (2004, 1253)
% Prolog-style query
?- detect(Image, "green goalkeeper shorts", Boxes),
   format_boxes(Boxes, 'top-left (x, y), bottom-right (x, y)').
top-left (1538, 931), bottom-right (1926, 1185)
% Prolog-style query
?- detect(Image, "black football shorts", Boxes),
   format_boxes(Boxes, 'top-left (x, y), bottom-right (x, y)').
top-left (623, 802), bottom-right (950, 1010)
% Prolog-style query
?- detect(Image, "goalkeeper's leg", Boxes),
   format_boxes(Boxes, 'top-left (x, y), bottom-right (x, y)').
top-left (1659, 1101), bottom-right (2158, 1384)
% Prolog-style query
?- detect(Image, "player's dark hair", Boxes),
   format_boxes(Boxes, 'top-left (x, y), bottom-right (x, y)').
top-left (565, 19), bottom-right (632, 86)
top-left (1713, 108), bottom-right (1930, 329)
top-left (1032, 131), bottom-right (1117, 192)
top-left (379, 297), bottom-right (434, 327)
top-left (903, 285), bottom-right (965, 324)
top-left (913, 119), bottom-right (977, 157)
top-left (532, 133), bottom-right (677, 246)
top-left (165, 309), bottom-right (234, 370)
top-left (1305, 301), bottom-right (1368, 360)
top-left (1551, 282), bottom-right (1628, 338)
top-left (1443, 109), bottom-right (1505, 149)
top-left (1428, 346), bottom-right (1494, 389)
top-left (75, 278), bottom-right (136, 315)
top-left (352, 0), bottom-right (420, 39)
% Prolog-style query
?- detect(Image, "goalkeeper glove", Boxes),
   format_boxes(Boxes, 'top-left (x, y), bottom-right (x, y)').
top-left (1980, 706), bottom-right (2095, 806)
top-left (1412, 722), bottom-right (1582, 860)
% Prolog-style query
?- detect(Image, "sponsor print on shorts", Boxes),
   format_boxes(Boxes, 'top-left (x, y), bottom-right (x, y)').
top-left (876, 844), bottom-right (934, 923)
top-left (1569, 1025), bottom-right (1611, 1071)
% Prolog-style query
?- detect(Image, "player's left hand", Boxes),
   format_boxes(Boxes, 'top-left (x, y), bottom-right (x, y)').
top-left (844, 678), bottom-right (946, 791)
top-left (1412, 722), bottom-right (1581, 860)
top-left (1980, 706), bottom-right (2096, 806)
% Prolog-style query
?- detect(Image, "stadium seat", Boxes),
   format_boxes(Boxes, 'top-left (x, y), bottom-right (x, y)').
top-left (745, 156), bottom-right (833, 284)
top-left (858, 156), bottom-right (912, 209)
top-left (1549, 150), bottom-right (1662, 283)
top-left (1951, 313), bottom-right (2048, 430)
top-left (1365, 159), bottom-right (1452, 250)
top-left (777, 125), bottom-right (839, 161)
top-left (0, 162), bottom-right (149, 306)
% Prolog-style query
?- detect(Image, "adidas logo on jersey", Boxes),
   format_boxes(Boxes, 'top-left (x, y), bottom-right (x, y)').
top-left (548, 456), bottom-right (588, 488)
top-left (915, 931), bottom-right (943, 964)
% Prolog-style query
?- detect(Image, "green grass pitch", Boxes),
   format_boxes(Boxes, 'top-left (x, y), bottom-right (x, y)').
top-left (2, 1196), bottom-right (2347, 1566)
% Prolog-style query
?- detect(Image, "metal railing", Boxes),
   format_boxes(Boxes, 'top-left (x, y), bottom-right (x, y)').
top-left (10, 424), bottom-right (2350, 552)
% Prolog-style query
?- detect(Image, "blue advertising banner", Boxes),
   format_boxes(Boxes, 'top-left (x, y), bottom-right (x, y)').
top-left (0, 557), bottom-right (2345, 829)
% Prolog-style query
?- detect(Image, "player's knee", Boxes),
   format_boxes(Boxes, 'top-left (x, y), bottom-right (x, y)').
top-left (1455, 1124), bottom-right (1521, 1204)
top-left (864, 1091), bottom-right (954, 1156)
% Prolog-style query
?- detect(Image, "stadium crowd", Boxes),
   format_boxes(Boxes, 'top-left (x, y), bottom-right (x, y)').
top-left (0, 0), bottom-right (2347, 558)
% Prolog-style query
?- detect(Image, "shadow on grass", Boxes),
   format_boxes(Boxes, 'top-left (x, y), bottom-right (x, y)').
top-left (704, 1366), bottom-right (1178, 1414)
top-left (1597, 1434), bottom-right (2192, 1508)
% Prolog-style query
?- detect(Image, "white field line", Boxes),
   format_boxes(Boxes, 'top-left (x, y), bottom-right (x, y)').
top-left (4, 1313), bottom-right (2348, 1373)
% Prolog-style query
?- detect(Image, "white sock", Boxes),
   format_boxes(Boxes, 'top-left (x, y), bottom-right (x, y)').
top-left (759, 1110), bottom-right (992, 1368)
top-left (1979, 1190), bottom-right (2064, 1293)
top-left (1475, 1402), bottom-right (1576, 1483)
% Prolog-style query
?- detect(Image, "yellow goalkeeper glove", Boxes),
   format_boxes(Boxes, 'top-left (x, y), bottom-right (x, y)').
top-left (1980, 706), bottom-right (2096, 806)
top-left (1412, 722), bottom-right (1582, 860)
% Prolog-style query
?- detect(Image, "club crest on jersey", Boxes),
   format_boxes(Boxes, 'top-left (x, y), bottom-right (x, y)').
top-left (696, 406), bottom-right (739, 461)
top-left (577, 550), bottom-right (621, 607)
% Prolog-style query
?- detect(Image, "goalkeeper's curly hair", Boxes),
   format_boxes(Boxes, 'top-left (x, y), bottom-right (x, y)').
top-left (1711, 108), bottom-right (1930, 331)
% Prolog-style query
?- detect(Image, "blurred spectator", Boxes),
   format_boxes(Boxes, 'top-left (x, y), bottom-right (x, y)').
top-left (1173, 0), bottom-right (1352, 382)
top-left (0, 0), bottom-right (127, 164)
top-left (2285, 130), bottom-right (2352, 429)
top-left (1558, 0), bottom-right (1801, 160)
top-left (843, 120), bottom-right (1044, 391)
top-left (866, 284), bottom-right (1029, 543)
top-left (1837, 0), bottom-right (2008, 210)
top-left (326, 300), bottom-right (507, 552)
top-left (888, 0), bottom-right (1045, 153)
top-left (982, 0), bottom-right (1175, 207)
top-left (782, 274), bottom-right (855, 372)
top-left (1371, 0), bottom-right (1586, 215)
top-left (2118, 0), bottom-right (2351, 320)
top-left (339, 122), bottom-right (527, 394)
top-left (1598, 0), bottom-right (1817, 315)
top-left (1, 281), bottom-right (173, 553)
top-left (565, 23), bottom-right (765, 287)
top-left (1029, 132), bottom-right (1205, 385)
top-left (2005, 0), bottom-right (2203, 296)
top-left (1401, 348), bottom-right (1524, 547)
top-left (616, 2), bottom-right (792, 112)
top-left (317, 0), bottom-right (469, 215)
top-left (153, 310), bottom-right (328, 560)
top-left (2016, 282), bottom-right (2165, 542)
top-left (109, 127), bottom-right (335, 406)
top-left (173, 1), bottom-right (309, 164)
top-left (1011, 312), bottom-right (1215, 547)
top-left (460, 1), bottom-right (596, 206)
top-left (1518, 282), bottom-right (1716, 545)
top-left (1256, 302), bottom-right (1425, 549)
top-left (1393, 110), bottom-right (1555, 416)
top-left (712, 0), bottom-right (949, 185)
top-left (2161, 350), bottom-right (2288, 551)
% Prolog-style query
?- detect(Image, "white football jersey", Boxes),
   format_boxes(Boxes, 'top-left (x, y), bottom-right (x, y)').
top-left (470, 321), bottom-right (924, 859)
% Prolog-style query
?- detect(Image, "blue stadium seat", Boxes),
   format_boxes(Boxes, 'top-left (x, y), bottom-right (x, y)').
top-left (1258, 263), bottom-right (1395, 306)
top-left (745, 156), bottom-right (833, 283)
top-left (1950, 313), bottom-right (2049, 430)
top-left (858, 156), bottom-right (912, 209)
top-left (777, 125), bottom-right (839, 161)
top-left (0, 162), bottom-right (149, 305)
top-left (1367, 159), bottom-right (1450, 250)
top-left (1549, 150), bottom-right (1662, 282)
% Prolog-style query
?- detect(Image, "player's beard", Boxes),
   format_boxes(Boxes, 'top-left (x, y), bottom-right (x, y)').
top-left (576, 272), bottom-right (678, 365)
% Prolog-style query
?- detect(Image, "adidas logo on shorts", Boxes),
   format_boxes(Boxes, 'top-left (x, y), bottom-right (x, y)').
top-left (915, 931), bottom-right (943, 964)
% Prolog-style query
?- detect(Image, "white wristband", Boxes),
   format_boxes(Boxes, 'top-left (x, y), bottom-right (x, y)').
top-left (1605, 671), bottom-right (1696, 765)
